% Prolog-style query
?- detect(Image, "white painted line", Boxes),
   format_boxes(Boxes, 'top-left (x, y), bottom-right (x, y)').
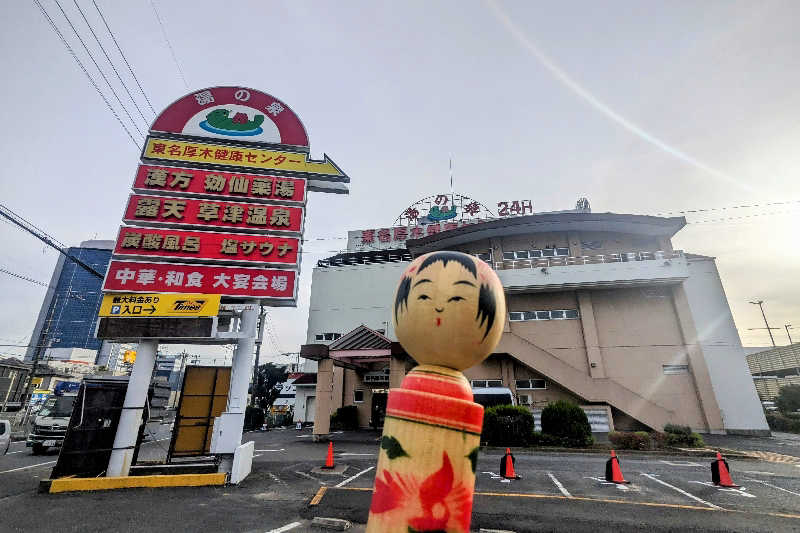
top-left (743, 471), bottom-right (777, 476)
top-left (640, 473), bottom-right (723, 509)
top-left (253, 454), bottom-right (262, 458)
top-left (142, 437), bottom-right (171, 445)
top-left (747, 479), bottom-right (800, 497)
top-left (0, 460), bottom-right (57, 475)
top-left (264, 521), bottom-right (303, 533)
top-left (255, 449), bottom-right (285, 452)
top-left (339, 453), bottom-right (374, 456)
top-left (6, 450), bottom-right (24, 454)
top-left (296, 435), bottom-right (311, 438)
top-left (547, 472), bottom-right (572, 498)
top-left (688, 480), bottom-right (755, 498)
top-left (335, 466), bottom-right (375, 488)
top-left (295, 471), bottom-right (326, 485)
top-left (659, 460), bottom-right (703, 467)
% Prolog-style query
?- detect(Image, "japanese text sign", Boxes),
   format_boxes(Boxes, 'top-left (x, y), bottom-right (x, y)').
top-left (99, 293), bottom-right (221, 317)
top-left (143, 137), bottom-right (345, 178)
top-left (113, 226), bottom-right (299, 266)
top-left (103, 260), bottom-right (297, 300)
top-left (123, 194), bottom-right (304, 234)
top-left (132, 165), bottom-right (306, 204)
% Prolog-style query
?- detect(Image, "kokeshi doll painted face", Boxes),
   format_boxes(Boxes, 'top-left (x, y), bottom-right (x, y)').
top-left (366, 251), bottom-right (506, 533)
top-left (393, 251), bottom-right (506, 370)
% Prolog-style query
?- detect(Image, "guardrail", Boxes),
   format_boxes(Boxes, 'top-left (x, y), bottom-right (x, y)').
top-left (494, 250), bottom-right (684, 271)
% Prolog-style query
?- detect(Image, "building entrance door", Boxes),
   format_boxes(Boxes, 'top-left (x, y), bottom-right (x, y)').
top-left (370, 392), bottom-right (387, 429)
top-left (305, 396), bottom-right (315, 423)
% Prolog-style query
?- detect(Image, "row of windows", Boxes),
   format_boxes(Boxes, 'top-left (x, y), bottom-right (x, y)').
top-left (515, 379), bottom-right (547, 390)
top-left (314, 332), bottom-right (342, 341)
top-left (508, 309), bottom-right (579, 321)
top-left (471, 380), bottom-right (503, 388)
top-left (503, 248), bottom-right (570, 260)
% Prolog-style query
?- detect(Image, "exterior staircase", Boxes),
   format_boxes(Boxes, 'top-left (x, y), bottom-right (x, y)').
top-left (497, 332), bottom-right (675, 431)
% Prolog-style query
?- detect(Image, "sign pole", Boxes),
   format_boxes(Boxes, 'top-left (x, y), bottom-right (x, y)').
top-left (213, 301), bottom-right (259, 462)
top-left (107, 339), bottom-right (158, 477)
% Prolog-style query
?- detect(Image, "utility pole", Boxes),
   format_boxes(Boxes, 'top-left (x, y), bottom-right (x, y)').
top-left (749, 300), bottom-right (778, 347)
top-left (251, 305), bottom-right (266, 407)
top-left (786, 325), bottom-right (795, 345)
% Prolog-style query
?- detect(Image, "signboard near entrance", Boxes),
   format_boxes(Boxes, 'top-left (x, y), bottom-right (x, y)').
top-left (99, 293), bottom-right (222, 317)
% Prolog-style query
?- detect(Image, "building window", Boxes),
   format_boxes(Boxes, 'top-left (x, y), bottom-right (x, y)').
top-left (508, 309), bottom-right (579, 321)
top-left (663, 365), bottom-right (689, 375)
top-left (502, 251), bottom-right (516, 260)
top-left (515, 379), bottom-right (546, 390)
top-left (354, 389), bottom-right (364, 403)
top-left (315, 334), bottom-right (324, 341)
top-left (317, 332), bottom-right (342, 342)
top-left (471, 379), bottom-right (503, 388)
top-left (476, 252), bottom-right (492, 263)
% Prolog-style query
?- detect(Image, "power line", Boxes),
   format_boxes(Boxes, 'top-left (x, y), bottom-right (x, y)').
top-left (0, 267), bottom-right (53, 290)
top-left (150, 0), bottom-right (189, 89)
top-left (32, 0), bottom-right (141, 149)
top-left (92, 0), bottom-right (157, 116)
top-left (656, 199), bottom-right (800, 217)
top-left (52, 0), bottom-right (145, 137)
top-left (72, 0), bottom-right (150, 127)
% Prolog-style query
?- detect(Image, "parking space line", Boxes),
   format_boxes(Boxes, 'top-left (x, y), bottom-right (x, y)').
top-left (0, 460), bottom-right (56, 475)
top-left (295, 471), bottom-right (326, 485)
top-left (256, 449), bottom-right (285, 452)
top-left (640, 473), bottom-right (723, 510)
top-left (335, 466), bottom-right (375, 488)
top-left (547, 472), bottom-right (572, 498)
top-left (264, 521), bottom-right (302, 533)
top-left (746, 479), bottom-right (800, 497)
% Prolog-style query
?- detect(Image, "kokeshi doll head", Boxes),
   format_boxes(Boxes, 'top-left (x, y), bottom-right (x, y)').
top-left (393, 251), bottom-right (506, 370)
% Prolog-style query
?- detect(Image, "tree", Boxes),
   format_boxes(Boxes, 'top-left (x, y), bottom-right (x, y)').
top-left (776, 385), bottom-right (800, 414)
top-left (251, 362), bottom-right (288, 410)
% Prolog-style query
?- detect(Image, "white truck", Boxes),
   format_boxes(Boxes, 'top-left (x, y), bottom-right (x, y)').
top-left (27, 387), bottom-right (78, 455)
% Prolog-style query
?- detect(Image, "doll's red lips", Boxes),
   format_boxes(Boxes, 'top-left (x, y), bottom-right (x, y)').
top-left (436, 317), bottom-right (441, 326)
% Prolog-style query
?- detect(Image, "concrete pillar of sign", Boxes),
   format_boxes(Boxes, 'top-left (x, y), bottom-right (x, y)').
top-left (313, 358), bottom-right (334, 441)
top-left (219, 302), bottom-right (260, 451)
top-left (107, 339), bottom-right (158, 477)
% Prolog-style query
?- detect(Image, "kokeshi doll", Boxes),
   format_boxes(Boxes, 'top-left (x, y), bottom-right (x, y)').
top-left (366, 251), bottom-right (506, 533)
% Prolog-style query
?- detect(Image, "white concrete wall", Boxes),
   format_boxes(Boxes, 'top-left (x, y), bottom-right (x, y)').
top-left (683, 258), bottom-right (769, 433)
top-left (305, 262), bottom-right (409, 344)
top-left (294, 386), bottom-right (316, 423)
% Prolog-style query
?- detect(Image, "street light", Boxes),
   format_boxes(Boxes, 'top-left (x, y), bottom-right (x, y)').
top-left (749, 300), bottom-right (778, 347)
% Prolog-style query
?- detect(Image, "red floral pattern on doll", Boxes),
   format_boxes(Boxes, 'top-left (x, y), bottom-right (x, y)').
top-left (370, 452), bottom-right (472, 532)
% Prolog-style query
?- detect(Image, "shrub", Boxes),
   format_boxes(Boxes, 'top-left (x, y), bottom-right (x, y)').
top-left (244, 406), bottom-right (265, 431)
top-left (482, 404), bottom-right (536, 447)
top-left (330, 405), bottom-right (359, 430)
top-left (663, 424), bottom-right (704, 447)
top-left (540, 400), bottom-right (593, 448)
top-left (650, 431), bottom-right (668, 449)
top-left (776, 385), bottom-right (800, 414)
top-left (766, 413), bottom-right (800, 433)
top-left (608, 431), bottom-right (651, 450)
top-left (529, 431), bottom-right (563, 446)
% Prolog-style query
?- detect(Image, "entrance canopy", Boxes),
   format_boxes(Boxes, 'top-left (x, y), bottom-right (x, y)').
top-left (300, 324), bottom-right (410, 369)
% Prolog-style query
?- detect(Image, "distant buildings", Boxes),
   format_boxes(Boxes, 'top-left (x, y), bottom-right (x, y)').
top-left (25, 240), bottom-right (114, 367)
top-left (747, 344), bottom-right (800, 401)
top-left (0, 357), bottom-right (31, 410)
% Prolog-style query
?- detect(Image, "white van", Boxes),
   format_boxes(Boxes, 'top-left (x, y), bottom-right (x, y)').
top-left (0, 419), bottom-right (10, 455)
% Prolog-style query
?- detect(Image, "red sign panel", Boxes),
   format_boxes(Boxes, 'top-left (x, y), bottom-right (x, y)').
top-left (113, 227), bottom-right (299, 266)
top-left (132, 164), bottom-right (306, 204)
top-left (103, 260), bottom-right (297, 300)
top-left (123, 194), bottom-right (304, 234)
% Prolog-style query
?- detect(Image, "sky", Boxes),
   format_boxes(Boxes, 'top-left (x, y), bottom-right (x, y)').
top-left (1, 0), bottom-right (799, 363)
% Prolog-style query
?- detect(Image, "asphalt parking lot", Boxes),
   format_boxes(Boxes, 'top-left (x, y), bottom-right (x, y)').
top-left (3, 427), bottom-right (800, 532)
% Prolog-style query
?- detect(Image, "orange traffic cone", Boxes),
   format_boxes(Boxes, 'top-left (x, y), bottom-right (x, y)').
top-left (605, 450), bottom-right (629, 484)
top-left (501, 448), bottom-right (520, 479)
top-left (711, 452), bottom-right (738, 487)
top-left (322, 441), bottom-right (335, 469)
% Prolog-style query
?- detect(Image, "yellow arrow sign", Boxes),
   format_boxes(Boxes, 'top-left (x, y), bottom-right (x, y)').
top-left (99, 293), bottom-right (221, 317)
top-left (143, 137), bottom-right (347, 178)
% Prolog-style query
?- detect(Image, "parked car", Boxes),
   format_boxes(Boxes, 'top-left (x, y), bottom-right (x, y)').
top-left (762, 401), bottom-right (778, 412)
top-left (0, 419), bottom-right (10, 455)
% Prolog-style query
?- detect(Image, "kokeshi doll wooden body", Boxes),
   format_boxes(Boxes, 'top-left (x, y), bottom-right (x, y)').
top-left (367, 251), bottom-right (506, 533)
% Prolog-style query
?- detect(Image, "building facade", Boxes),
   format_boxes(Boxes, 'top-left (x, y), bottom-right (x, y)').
top-left (302, 209), bottom-right (769, 436)
top-left (746, 343), bottom-right (800, 401)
